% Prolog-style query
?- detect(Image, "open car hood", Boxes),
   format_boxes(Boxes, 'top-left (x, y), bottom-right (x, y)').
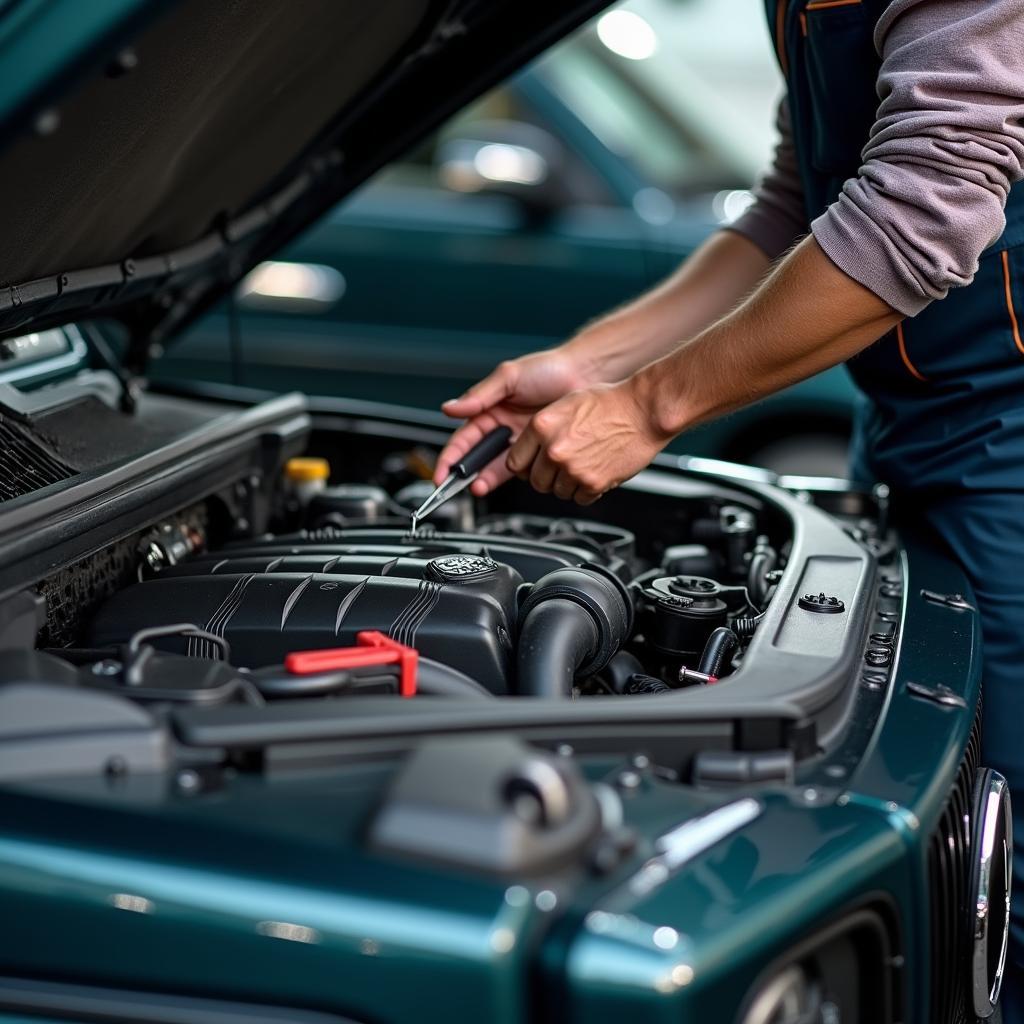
top-left (0, 0), bottom-right (607, 371)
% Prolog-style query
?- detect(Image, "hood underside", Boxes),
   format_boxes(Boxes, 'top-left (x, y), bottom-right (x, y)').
top-left (0, 0), bottom-right (607, 368)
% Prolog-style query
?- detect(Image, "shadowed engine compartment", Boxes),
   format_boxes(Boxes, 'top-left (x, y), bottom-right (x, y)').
top-left (78, 471), bottom-right (779, 701)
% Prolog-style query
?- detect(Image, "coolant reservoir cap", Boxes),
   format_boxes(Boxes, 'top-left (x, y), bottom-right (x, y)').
top-left (646, 576), bottom-right (725, 615)
top-left (668, 575), bottom-right (718, 596)
top-left (285, 457), bottom-right (331, 482)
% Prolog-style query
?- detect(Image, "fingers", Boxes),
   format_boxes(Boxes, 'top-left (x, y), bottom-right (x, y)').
top-left (574, 487), bottom-right (603, 506)
top-left (506, 423), bottom-right (542, 482)
top-left (552, 470), bottom-right (577, 502)
top-left (470, 460), bottom-right (515, 496)
top-left (441, 362), bottom-right (516, 420)
top-left (434, 410), bottom-right (504, 483)
top-left (528, 452), bottom-right (560, 494)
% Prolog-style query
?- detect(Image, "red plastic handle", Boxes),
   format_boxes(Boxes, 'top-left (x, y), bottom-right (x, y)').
top-left (284, 631), bottom-right (418, 697)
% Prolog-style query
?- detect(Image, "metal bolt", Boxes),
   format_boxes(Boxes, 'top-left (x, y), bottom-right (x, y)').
top-left (145, 542), bottom-right (165, 572)
top-left (617, 770), bottom-right (642, 791)
top-left (176, 769), bottom-right (202, 794)
top-left (862, 671), bottom-right (887, 691)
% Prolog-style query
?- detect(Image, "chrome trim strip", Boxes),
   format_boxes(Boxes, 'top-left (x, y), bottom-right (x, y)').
top-left (972, 769), bottom-right (1013, 1018)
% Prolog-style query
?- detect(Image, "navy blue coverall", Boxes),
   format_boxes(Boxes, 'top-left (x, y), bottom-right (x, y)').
top-left (767, 0), bottom-right (1024, 1018)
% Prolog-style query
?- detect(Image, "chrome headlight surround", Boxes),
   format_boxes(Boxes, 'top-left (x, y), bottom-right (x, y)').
top-left (970, 768), bottom-right (1013, 1019)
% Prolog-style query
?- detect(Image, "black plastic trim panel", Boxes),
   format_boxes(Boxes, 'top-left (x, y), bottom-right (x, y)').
top-left (0, 391), bottom-right (309, 600)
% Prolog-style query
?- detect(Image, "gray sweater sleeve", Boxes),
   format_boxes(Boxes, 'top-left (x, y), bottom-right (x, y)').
top-left (732, 0), bottom-right (1024, 316)
top-left (728, 97), bottom-right (807, 260)
top-left (813, 0), bottom-right (1024, 315)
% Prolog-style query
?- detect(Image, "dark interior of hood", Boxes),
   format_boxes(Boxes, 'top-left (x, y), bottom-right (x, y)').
top-left (0, 0), bottom-right (429, 287)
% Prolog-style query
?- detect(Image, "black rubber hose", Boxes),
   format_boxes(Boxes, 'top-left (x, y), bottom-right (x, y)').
top-left (517, 599), bottom-right (599, 699)
top-left (698, 627), bottom-right (740, 678)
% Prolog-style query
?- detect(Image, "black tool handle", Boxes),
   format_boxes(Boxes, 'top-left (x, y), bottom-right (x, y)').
top-left (452, 425), bottom-right (513, 478)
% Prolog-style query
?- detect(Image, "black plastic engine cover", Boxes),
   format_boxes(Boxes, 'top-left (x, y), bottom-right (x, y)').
top-left (235, 528), bottom-right (631, 582)
top-left (90, 557), bottom-right (522, 691)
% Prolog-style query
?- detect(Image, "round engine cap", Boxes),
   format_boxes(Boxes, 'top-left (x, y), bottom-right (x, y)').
top-left (428, 554), bottom-right (500, 583)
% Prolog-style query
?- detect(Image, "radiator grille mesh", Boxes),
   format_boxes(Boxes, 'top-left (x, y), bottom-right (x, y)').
top-left (36, 506), bottom-right (208, 648)
top-left (927, 710), bottom-right (981, 1023)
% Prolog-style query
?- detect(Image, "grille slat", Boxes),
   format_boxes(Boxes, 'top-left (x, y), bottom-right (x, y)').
top-left (0, 418), bottom-right (75, 501)
top-left (928, 711), bottom-right (982, 1023)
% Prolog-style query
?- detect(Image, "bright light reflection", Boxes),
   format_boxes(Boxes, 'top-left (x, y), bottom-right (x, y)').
top-left (256, 920), bottom-right (321, 944)
top-left (473, 143), bottom-right (548, 186)
top-left (109, 892), bottom-right (154, 914)
top-left (596, 10), bottom-right (657, 61)
top-left (239, 261), bottom-right (346, 307)
top-left (713, 189), bottom-right (756, 224)
top-left (490, 926), bottom-right (516, 953)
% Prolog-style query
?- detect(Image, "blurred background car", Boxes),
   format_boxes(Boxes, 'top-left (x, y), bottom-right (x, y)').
top-left (153, 0), bottom-right (859, 475)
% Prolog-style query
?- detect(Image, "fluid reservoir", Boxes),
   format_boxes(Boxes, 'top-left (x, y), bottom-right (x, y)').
top-left (638, 575), bottom-right (728, 661)
top-left (284, 457), bottom-right (330, 507)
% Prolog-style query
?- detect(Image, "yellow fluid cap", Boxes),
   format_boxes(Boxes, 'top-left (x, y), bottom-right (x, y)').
top-left (285, 457), bottom-right (330, 483)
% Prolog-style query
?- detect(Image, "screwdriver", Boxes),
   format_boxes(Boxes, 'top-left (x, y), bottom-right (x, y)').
top-left (411, 425), bottom-right (513, 535)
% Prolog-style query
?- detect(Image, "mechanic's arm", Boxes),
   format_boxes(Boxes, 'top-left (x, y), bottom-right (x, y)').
top-left (433, 230), bottom-right (769, 489)
top-left (436, 98), bottom-right (805, 491)
top-left (507, 236), bottom-right (898, 503)
top-left (508, 0), bottom-right (1024, 503)
top-left (561, 94), bottom-right (809, 384)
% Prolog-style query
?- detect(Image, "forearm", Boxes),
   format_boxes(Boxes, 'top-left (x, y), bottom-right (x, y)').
top-left (634, 236), bottom-right (901, 436)
top-left (563, 229), bottom-right (772, 384)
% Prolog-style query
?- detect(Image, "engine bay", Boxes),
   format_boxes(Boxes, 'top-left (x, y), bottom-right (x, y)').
top-left (49, 452), bottom-right (789, 705)
top-left (0, 385), bottom-right (898, 787)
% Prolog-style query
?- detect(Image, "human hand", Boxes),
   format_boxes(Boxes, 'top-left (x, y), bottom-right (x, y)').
top-left (505, 378), bottom-right (671, 505)
top-left (435, 348), bottom-right (590, 495)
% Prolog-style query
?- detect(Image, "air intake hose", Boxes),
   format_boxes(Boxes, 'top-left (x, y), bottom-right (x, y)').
top-left (516, 566), bottom-right (632, 698)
